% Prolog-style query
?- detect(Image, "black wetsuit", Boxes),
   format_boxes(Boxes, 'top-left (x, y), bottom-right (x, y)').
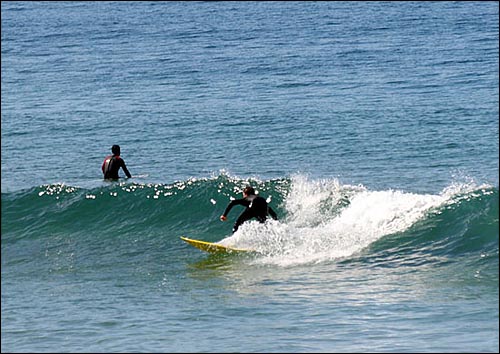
top-left (222, 194), bottom-right (278, 233)
top-left (102, 155), bottom-right (131, 180)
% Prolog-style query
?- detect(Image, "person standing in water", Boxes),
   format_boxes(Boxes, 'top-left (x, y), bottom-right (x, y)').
top-left (220, 186), bottom-right (278, 233)
top-left (102, 145), bottom-right (132, 180)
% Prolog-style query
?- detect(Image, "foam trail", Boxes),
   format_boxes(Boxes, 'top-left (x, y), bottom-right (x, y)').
top-left (221, 175), bottom-right (453, 266)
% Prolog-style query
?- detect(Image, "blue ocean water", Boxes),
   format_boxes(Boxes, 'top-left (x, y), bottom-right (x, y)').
top-left (1, 1), bottom-right (498, 353)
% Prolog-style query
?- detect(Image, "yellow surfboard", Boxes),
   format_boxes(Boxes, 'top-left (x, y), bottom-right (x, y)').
top-left (180, 236), bottom-right (252, 254)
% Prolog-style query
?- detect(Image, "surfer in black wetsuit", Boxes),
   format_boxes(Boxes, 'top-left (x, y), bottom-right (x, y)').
top-left (102, 145), bottom-right (132, 180)
top-left (220, 186), bottom-right (278, 233)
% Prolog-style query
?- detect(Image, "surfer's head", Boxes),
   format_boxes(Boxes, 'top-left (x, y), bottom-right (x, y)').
top-left (111, 145), bottom-right (120, 155)
top-left (243, 186), bottom-right (255, 196)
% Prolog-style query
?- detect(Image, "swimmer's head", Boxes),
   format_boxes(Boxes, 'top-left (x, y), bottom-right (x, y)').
top-left (111, 145), bottom-right (120, 155)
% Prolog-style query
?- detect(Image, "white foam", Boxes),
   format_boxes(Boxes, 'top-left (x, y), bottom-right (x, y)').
top-left (220, 175), bottom-right (488, 267)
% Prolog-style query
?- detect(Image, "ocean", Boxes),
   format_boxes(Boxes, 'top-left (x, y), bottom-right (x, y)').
top-left (1, 1), bottom-right (498, 353)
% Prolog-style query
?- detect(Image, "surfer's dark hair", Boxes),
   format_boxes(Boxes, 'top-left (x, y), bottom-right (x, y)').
top-left (243, 186), bottom-right (255, 195)
top-left (111, 145), bottom-right (120, 155)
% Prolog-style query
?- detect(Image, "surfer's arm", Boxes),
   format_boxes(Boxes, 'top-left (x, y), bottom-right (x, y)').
top-left (120, 160), bottom-right (132, 178)
top-left (268, 206), bottom-right (278, 220)
top-left (221, 199), bottom-right (247, 219)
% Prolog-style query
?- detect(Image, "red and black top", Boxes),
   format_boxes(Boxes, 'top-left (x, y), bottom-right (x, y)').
top-left (102, 154), bottom-right (131, 180)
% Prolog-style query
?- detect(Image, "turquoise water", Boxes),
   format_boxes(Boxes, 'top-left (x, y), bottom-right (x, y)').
top-left (2, 2), bottom-right (498, 353)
